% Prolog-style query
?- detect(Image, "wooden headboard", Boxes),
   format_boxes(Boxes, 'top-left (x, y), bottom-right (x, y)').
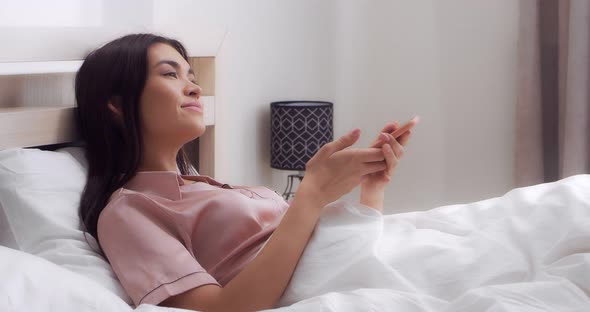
top-left (0, 57), bottom-right (217, 177)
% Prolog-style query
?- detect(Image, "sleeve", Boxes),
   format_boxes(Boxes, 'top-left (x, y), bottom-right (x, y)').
top-left (97, 192), bottom-right (220, 306)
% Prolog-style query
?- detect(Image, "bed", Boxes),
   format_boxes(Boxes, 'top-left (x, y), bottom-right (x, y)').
top-left (1, 66), bottom-right (590, 312)
top-left (2, 138), bottom-right (590, 312)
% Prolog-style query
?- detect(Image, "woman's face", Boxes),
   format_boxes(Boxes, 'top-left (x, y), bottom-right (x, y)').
top-left (139, 43), bottom-right (205, 147)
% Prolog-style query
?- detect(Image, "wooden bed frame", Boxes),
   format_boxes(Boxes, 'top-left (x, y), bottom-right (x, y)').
top-left (0, 57), bottom-right (217, 177)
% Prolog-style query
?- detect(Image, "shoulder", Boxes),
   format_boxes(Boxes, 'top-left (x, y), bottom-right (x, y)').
top-left (102, 187), bottom-right (154, 214)
top-left (97, 187), bottom-right (166, 230)
top-left (97, 187), bottom-right (179, 242)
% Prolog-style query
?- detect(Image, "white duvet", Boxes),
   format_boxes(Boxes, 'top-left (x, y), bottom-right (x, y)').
top-left (1, 174), bottom-right (589, 312)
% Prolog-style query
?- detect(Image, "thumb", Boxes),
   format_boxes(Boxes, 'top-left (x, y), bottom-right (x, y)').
top-left (320, 128), bottom-right (361, 157)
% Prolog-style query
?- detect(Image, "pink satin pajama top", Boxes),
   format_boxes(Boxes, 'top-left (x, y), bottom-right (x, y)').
top-left (97, 171), bottom-right (289, 306)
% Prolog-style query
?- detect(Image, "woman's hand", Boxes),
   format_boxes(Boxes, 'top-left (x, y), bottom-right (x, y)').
top-left (297, 129), bottom-right (388, 208)
top-left (360, 120), bottom-right (415, 211)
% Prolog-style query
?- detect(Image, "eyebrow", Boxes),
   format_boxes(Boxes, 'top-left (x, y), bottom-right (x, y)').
top-left (155, 60), bottom-right (195, 76)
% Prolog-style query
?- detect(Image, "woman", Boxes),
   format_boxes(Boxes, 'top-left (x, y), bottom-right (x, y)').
top-left (76, 33), bottom-right (415, 311)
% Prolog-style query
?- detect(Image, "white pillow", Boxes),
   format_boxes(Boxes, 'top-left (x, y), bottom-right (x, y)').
top-left (0, 147), bottom-right (132, 305)
top-left (0, 246), bottom-right (134, 312)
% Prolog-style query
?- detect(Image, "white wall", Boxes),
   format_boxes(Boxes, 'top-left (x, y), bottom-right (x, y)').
top-left (0, 0), bottom-right (154, 62)
top-left (434, 0), bottom-right (519, 207)
top-left (213, 0), bottom-right (520, 213)
top-left (329, 1), bottom-right (445, 212)
top-left (212, 0), bottom-right (340, 193)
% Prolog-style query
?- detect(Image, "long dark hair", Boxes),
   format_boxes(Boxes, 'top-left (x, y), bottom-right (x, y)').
top-left (76, 33), bottom-right (197, 243)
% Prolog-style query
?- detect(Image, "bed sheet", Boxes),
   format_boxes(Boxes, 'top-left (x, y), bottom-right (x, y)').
top-left (268, 174), bottom-right (590, 311)
top-left (1, 174), bottom-right (589, 312)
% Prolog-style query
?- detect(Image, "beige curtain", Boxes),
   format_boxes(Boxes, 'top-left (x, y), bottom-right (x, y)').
top-left (516, 0), bottom-right (590, 187)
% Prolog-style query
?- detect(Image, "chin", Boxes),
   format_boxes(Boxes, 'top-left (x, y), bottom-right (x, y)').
top-left (188, 123), bottom-right (206, 140)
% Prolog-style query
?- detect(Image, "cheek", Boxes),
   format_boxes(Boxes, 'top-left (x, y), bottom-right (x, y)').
top-left (139, 80), bottom-right (204, 141)
top-left (141, 103), bottom-right (169, 135)
top-left (139, 82), bottom-right (180, 135)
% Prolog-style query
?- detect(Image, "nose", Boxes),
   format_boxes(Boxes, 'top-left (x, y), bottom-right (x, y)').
top-left (185, 80), bottom-right (202, 98)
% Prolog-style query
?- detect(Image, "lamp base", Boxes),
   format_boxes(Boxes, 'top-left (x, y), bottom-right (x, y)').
top-left (282, 171), bottom-right (305, 201)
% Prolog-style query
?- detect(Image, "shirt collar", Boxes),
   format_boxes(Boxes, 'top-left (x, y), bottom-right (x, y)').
top-left (124, 171), bottom-right (232, 201)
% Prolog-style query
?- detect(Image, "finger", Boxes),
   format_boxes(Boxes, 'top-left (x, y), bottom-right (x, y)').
top-left (370, 124), bottom-right (398, 148)
top-left (380, 121), bottom-right (399, 134)
top-left (317, 128), bottom-right (361, 159)
top-left (370, 133), bottom-right (387, 148)
top-left (383, 144), bottom-right (398, 177)
top-left (371, 131), bottom-right (396, 150)
top-left (399, 130), bottom-right (412, 146)
top-left (386, 133), bottom-right (404, 159)
top-left (360, 160), bottom-right (387, 175)
top-left (390, 116), bottom-right (419, 139)
top-left (342, 148), bottom-right (385, 162)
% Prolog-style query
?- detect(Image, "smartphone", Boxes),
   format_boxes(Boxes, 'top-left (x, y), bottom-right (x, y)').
top-left (390, 116), bottom-right (419, 139)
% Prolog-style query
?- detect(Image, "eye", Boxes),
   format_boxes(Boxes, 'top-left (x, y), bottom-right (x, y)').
top-left (164, 72), bottom-right (178, 78)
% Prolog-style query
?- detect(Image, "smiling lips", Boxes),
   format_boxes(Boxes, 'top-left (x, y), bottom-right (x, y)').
top-left (181, 101), bottom-right (203, 113)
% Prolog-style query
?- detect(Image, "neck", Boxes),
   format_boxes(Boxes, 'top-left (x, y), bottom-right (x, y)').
top-left (138, 138), bottom-right (181, 173)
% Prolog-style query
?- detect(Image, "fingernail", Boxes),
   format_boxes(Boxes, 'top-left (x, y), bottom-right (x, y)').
top-left (379, 133), bottom-right (389, 141)
top-left (350, 128), bottom-right (360, 136)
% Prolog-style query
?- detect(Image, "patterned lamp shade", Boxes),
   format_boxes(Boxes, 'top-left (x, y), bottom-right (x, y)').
top-left (270, 101), bottom-right (334, 171)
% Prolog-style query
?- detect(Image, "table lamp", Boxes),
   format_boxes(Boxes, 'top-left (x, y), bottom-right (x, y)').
top-left (270, 101), bottom-right (334, 201)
